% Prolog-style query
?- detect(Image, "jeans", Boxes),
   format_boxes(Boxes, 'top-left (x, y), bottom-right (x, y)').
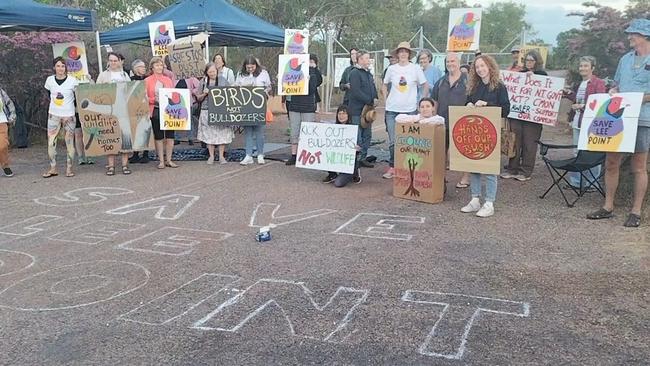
top-left (244, 124), bottom-right (265, 156)
top-left (334, 155), bottom-right (360, 188)
top-left (351, 115), bottom-right (371, 160)
top-left (570, 127), bottom-right (601, 187)
top-left (385, 110), bottom-right (417, 167)
top-left (470, 173), bottom-right (497, 202)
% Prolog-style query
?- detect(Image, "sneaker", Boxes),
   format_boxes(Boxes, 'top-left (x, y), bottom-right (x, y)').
top-left (257, 155), bottom-right (265, 164)
top-left (500, 171), bottom-right (515, 179)
top-left (240, 155), bottom-right (254, 165)
top-left (139, 154), bottom-right (149, 164)
top-left (382, 167), bottom-right (395, 179)
top-left (353, 171), bottom-right (362, 184)
top-left (285, 155), bottom-right (296, 166)
top-left (206, 156), bottom-right (214, 165)
top-left (3, 167), bottom-right (14, 177)
top-left (322, 172), bottom-right (338, 183)
top-left (514, 174), bottom-right (531, 182)
top-left (461, 198), bottom-right (481, 213)
top-left (127, 154), bottom-right (139, 164)
top-left (476, 202), bottom-right (495, 217)
top-left (359, 159), bottom-right (374, 168)
top-left (78, 157), bottom-right (87, 165)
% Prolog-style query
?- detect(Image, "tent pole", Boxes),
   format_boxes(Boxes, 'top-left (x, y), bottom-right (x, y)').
top-left (205, 36), bottom-right (210, 62)
top-left (95, 31), bottom-right (102, 75)
top-left (223, 46), bottom-right (228, 62)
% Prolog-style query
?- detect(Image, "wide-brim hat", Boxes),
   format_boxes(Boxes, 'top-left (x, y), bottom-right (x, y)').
top-left (360, 105), bottom-right (376, 128)
top-left (625, 19), bottom-right (650, 37)
top-left (392, 41), bottom-right (416, 58)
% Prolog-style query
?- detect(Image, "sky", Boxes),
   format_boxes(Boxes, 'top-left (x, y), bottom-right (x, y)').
top-left (472, 0), bottom-right (629, 45)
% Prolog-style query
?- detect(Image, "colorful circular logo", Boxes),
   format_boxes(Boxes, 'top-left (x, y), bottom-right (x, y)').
top-left (452, 115), bottom-right (497, 160)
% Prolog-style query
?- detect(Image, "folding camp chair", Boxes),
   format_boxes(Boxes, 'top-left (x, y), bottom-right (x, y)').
top-left (537, 141), bottom-right (606, 207)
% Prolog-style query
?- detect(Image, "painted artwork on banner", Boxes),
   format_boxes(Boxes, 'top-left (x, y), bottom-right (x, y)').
top-left (159, 88), bottom-right (191, 131)
top-left (278, 54), bottom-right (310, 95)
top-left (449, 106), bottom-right (501, 175)
top-left (207, 86), bottom-right (267, 126)
top-left (447, 8), bottom-right (482, 51)
top-left (284, 29), bottom-right (309, 54)
top-left (578, 93), bottom-right (643, 153)
top-left (77, 82), bottom-right (154, 156)
top-left (148, 21), bottom-right (175, 57)
top-left (169, 42), bottom-right (205, 79)
top-left (296, 122), bottom-right (359, 174)
top-left (500, 70), bottom-right (565, 126)
top-left (52, 41), bottom-right (89, 83)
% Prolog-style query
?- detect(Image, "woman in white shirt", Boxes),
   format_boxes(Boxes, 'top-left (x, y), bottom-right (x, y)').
top-left (213, 53), bottom-right (235, 86)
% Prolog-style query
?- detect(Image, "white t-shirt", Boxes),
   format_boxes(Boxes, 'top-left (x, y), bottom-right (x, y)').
top-left (110, 71), bottom-right (130, 83)
top-left (45, 75), bottom-right (79, 117)
top-left (384, 63), bottom-right (427, 113)
top-left (571, 80), bottom-right (588, 129)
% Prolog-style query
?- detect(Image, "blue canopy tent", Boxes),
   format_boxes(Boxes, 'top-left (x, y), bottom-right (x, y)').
top-left (0, 0), bottom-right (97, 32)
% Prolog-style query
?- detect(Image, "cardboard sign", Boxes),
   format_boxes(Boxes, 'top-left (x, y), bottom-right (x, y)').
top-left (206, 86), bottom-right (266, 126)
top-left (284, 29), bottom-right (309, 54)
top-left (159, 88), bottom-right (191, 130)
top-left (449, 106), bottom-right (502, 175)
top-left (278, 54), bottom-right (310, 95)
top-left (394, 123), bottom-right (446, 204)
top-left (500, 70), bottom-right (565, 126)
top-left (334, 57), bottom-right (376, 87)
top-left (77, 82), bottom-right (154, 156)
top-left (446, 8), bottom-right (482, 51)
top-left (518, 45), bottom-right (549, 68)
top-left (52, 41), bottom-right (89, 83)
top-left (168, 42), bottom-right (205, 79)
top-left (296, 122), bottom-right (359, 174)
top-left (578, 92), bottom-right (643, 153)
top-left (148, 21), bottom-right (175, 57)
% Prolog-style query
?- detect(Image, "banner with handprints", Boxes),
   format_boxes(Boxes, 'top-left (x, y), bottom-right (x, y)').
top-left (52, 41), bottom-right (89, 83)
top-left (277, 54), bottom-right (309, 96)
top-left (284, 29), bottom-right (309, 54)
top-left (449, 106), bottom-right (502, 175)
top-left (500, 70), bottom-right (565, 126)
top-left (446, 8), bottom-right (482, 51)
top-left (77, 82), bottom-right (154, 156)
top-left (159, 88), bottom-right (191, 130)
top-left (578, 92), bottom-right (642, 153)
top-left (148, 21), bottom-right (175, 57)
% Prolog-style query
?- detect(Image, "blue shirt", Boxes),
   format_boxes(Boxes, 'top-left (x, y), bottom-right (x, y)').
top-left (614, 51), bottom-right (650, 127)
top-left (418, 65), bottom-right (442, 101)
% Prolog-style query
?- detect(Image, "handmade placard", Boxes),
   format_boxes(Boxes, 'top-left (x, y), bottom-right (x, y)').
top-left (447, 8), bottom-right (482, 51)
top-left (278, 54), bottom-right (310, 95)
top-left (168, 42), bottom-right (205, 79)
top-left (148, 21), bottom-right (175, 57)
top-left (296, 122), bottom-right (359, 174)
top-left (159, 88), bottom-right (191, 131)
top-left (449, 106), bottom-right (502, 175)
top-left (578, 92), bottom-right (643, 153)
top-left (206, 86), bottom-right (267, 126)
top-left (500, 70), bottom-right (565, 126)
top-left (52, 41), bottom-right (89, 83)
top-left (77, 82), bottom-right (154, 156)
top-left (284, 29), bottom-right (309, 54)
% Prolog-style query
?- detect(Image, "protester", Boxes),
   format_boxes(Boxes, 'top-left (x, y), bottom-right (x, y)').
top-left (460, 64), bottom-right (470, 74)
top-left (0, 86), bottom-right (16, 177)
top-left (432, 52), bottom-right (470, 188)
top-left (96, 52), bottom-right (132, 175)
top-left (195, 62), bottom-right (233, 164)
top-left (324, 105), bottom-right (362, 187)
top-left (347, 50), bottom-right (378, 169)
top-left (461, 55), bottom-right (510, 218)
top-left (509, 46), bottom-right (522, 71)
top-left (213, 54), bottom-right (235, 85)
top-left (587, 19), bottom-right (650, 227)
top-left (128, 59), bottom-right (150, 164)
top-left (501, 49), bottom-right (548, 181)
top-left (339, 48), bottom-right (359, 106)
top-left (418, 49), bottom-right (443, 100)
top-left (174, 76), bottom-right (200, 146)
top-left (235, 55), bottom-right (272, 165)
top-left (563, 55), bottom-right (606, 190)
top-left (382, 42), bottom-right (429, 178)
top-left (145, 56), bottom-right (178, 169)
top-left (43, 57), bottom-right (79, 178)
top-left (395, 97), bottom-right (444, 124)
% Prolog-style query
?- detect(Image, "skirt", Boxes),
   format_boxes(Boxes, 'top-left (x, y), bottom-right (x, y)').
top-left (198, 109), bottom-right (234, 145)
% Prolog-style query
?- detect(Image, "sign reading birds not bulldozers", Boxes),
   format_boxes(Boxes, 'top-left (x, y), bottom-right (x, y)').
top-left (278, 29), bottom-right (310, 96)
top-left (393, 122), bottom-right (446, 204)
top-left (449, 106), bottom-right (502, 175)
top-left (207, 86), bottom-right (267, 126)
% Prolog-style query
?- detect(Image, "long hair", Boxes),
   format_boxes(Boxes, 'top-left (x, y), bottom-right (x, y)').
top-left (213, 53), bottom-right (227, 67)
top-left (335, 105), bottom-right (349, 124)
top-left (203, 62), bottom-right (218, 87)
top-left (524, 49), bottom-right (544, 71)
top-left (239, 55), bottom-right (262, 77)
top-left (467, 55), bottom-right (502, 95)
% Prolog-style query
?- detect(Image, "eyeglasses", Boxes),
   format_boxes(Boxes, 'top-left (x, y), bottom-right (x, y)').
top-left (525, 58), bottom-right (535, 62)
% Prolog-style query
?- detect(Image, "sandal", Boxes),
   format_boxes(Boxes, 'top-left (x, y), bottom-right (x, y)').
top-left (623, 213), bottom-right (641, 228)
top-left (157, 162), bottom-right (165, 169)
top-left (106, 166), bottom-right (115, 176)
top-left (122, 166), bottom-right (131, 175)
top-left (42, 170), bottom-right (58, 178)
top-left (66, 169), bottom-right (75, 178)
top-left (586, 208), bottom-right (614, 220)
top-left (165, 161), bottom-right (179, 168)
top-left (456, 182), bottom-right (469, 188)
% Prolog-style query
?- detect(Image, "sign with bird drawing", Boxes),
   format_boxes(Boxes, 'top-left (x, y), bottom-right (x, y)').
top-left (159, 88), bottom-right (191, 130)
top-left (52, 41), bottom-right (89, 83)
top-left (278, 54), bottom-right (309, 95)
top-left (76, 82), bottom-right (154, 156)
top-left (447, 8), bottom-right (482, 51)
top-left (284, 29), bottom-right (309, 54)
top-left (578, 93), bottom-right (643, 153)
top-left (148, 21), bottom-right (175, 57)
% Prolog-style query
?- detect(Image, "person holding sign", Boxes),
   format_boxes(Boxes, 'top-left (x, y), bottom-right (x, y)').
top-left (587, 19), bottom-right (650, 228)
top-left (322, 105), bottom-right (362, 186)
top-left (235, 56), bottom-right (272, 165)
top-left (195, 62), bottom-right (233, 164)
top-left (145, 57), bottom-right (178, 169)
top-left (0, 86), bottom-right (16, 177)
top-left (128, 59), bottom-right (151, 164)
top-left (501, 50), bottom-right (547, 182)
top-left (43, 57), bottom-right (79, 178)
top-left (461, 55), bottom-right (510, 218)
top-left (213, 54), bottom-right (235, 85)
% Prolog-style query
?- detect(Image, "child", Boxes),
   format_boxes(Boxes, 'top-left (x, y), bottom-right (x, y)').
top-left (323, 105), bottom-right (361, 187)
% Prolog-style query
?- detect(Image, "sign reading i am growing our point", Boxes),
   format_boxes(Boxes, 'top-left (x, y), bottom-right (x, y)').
top-left (278, 54), bottom-right (310, 96)
top-left (52, 41), bottom-right (89, 83)
top-left (449, 106), bottom-right (502, 175)
top-left (296, 122), bottom-right (359, 174)
top-left (500, 70), bottom-right (565, 126)
top-left (159, 88), bottom-right (191, 131)
top-left (148, 21), bottom-right (175, 57)
top-left (446, 8), bottom-right (482, 51)
top-left (284, 29), bottom-right (309, 54)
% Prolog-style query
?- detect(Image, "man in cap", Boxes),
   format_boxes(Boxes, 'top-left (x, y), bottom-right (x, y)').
top-left (509, 46), bottom-right (522, 71)
top-left (587, 19), bottom-right (650, 227)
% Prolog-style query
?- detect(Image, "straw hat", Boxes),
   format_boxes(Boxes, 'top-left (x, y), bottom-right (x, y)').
top-left (360, 105), bottom-right (376, 129)
top-left (392, 41), bottom-right (416, 58)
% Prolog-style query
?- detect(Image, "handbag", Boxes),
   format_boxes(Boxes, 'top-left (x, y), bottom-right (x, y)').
top-left (501, 118), bottom-right (516, 158)
top-left (266, 105), bottom-right (274, 124)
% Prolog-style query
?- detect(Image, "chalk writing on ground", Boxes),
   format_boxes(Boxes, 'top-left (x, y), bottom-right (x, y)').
top-left (117, 227), bottom-right (233, 256)
top-left (33, 187), bottom-right (134, 207)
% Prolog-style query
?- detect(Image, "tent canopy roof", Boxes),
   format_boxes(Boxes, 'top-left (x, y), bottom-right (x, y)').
top-left (0, 0), bottom-right (96, 32)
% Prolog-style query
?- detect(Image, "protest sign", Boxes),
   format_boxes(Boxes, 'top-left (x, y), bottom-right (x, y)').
top-left (168, 42), bottom-right (205, 79)
top-left (77, 82), bottom-right (154, 156)
top-left (284, 29), bottom-right (309, 54)
top-left (296, 122), bottom-right (359, 174)
top-left (206, 86), bottom-right (266, 126)
top-left (278, 54), bottom-right (310, 95)
top-left (52, 41), bottom-right (89, 83)
top-left (159, 88), bottom-right (191, 131)
top-left (449, 106), bottom-right (502, 175)
top-left (447, 8), bottom-right (482, 51)
top-left (148, 21), bottom-right (175, 57)
top-left (393, 123), bottom-right (446, 204)
top-left (500, 70), bottom-right (565, 126)
top-left (578, 92), bottom-right (643, 153)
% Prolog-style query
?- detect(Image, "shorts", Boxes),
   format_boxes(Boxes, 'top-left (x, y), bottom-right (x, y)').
top-left (288, 111), bottom-right (315, 144)
top-left (151, 107), bottom-right (175, 141)
top-left (635, 126), bottom-right (650, 153)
